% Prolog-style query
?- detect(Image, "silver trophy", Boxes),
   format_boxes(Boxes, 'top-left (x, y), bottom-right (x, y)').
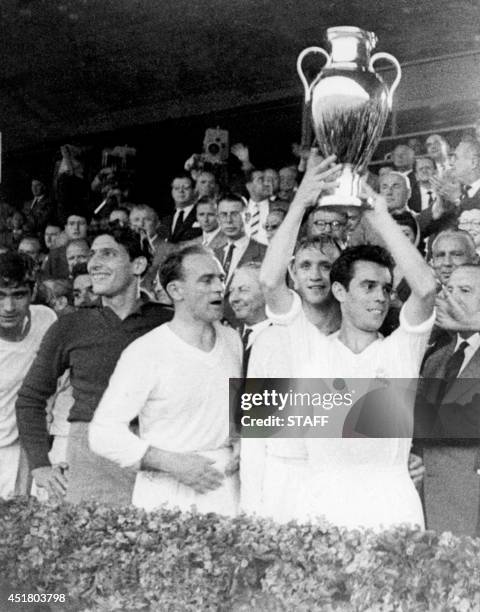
top-left (297, 26), bottom-right (401, 206)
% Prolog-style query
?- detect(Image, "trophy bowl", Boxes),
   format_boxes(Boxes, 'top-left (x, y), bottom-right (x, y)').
top-left (297, 26), bottom-right (401, 206)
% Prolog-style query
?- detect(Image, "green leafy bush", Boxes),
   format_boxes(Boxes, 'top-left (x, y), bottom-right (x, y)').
top-left (1, 498), bottom-right (480, 611)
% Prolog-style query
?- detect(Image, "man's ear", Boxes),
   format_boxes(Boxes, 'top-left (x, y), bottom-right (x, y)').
top-left (287, 261), bottom-right (297, 289)
top-left (56, 296), bottom-right (68, 311)
top-left (331, 280), bottom-right (347, 303)
top-left (132, 256), bottom-right (148, 277)
top-left (166, 280), bottom-right (183, 302)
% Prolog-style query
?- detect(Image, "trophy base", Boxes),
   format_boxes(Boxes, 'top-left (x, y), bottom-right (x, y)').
top-left (318, 163), bottom-right (363, 207)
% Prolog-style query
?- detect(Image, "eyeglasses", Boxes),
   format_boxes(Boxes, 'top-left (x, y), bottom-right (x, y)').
top-left (313, 221), bottom-right (345, 230)
top-left (264, 224), bottom-right (281, 231)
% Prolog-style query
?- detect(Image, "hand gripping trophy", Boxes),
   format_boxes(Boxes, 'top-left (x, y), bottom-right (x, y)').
top-left (297, 26), bottom-right (401, 206)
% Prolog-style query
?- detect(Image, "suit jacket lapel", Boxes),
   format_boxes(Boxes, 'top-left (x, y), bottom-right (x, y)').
top-left (443, 345), bottom-right (480, 404)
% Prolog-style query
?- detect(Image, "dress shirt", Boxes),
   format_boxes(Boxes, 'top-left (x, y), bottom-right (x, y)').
top-left (203, 226), bottom-right (221, 247)
top-left (245, 199), bottom-right (269, 245)
top-left (223, 235), bottom-right (249, 281)
top-left (242, 319), bottom-right (271, 350)
top-left (454, 333), bottom-right (480, 375)
top-left (467, 179), bottom-right (480, 199)
top-left (419, 185), bottom-right (437, 211)
top-left (172, 204), bottom-right (195, 232)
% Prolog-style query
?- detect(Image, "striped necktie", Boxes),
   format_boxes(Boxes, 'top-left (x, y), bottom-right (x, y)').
top-left (223, 243), bottom-right (235, 276)
top-left (249, 202), bottom-right (260, 238)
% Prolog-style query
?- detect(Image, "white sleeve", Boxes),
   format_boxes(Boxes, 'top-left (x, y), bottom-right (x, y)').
top-left (239, 437), bottom-right (268, 515)
top-left (384, 304), bottom-right (436, 376)
top-left (265, 290), bottom-right (303, 326)
top-left (89, 341), bottom-right (154, 468)
top-left (248, 327), bottom-right (292, 378)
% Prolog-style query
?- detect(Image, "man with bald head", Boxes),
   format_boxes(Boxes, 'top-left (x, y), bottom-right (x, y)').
top-left (430, 230), bottom-right (477, 286)
top-left (392, 144), bottom-right (418, 200)
top-left (349, 172), bottom-right (411, 247)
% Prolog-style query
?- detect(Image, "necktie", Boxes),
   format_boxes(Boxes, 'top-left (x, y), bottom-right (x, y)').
top-left (223, 243), bottom-right (235, 276)
top-left (173, 210), bottom-right (185, 235)
top-left (242, 327), bottom-right (252, 350)
top-left (249, 202), bottom-right (260, 238)
top-left (437, 340), bottom-right (469, 402)
top-left (242, 327), bottom-right (253, 378)
top-left (427, 191), bottom-right (435, 207)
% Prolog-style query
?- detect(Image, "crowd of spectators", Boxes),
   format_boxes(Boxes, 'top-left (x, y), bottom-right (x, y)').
top-left (2, 125), bottom-right (480, 536)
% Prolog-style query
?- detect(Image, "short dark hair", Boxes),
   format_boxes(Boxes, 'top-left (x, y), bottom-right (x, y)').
top-left (171, 173), bottom-right (193, 187)
top-left (217, 193), bottom-right (246, 208)
top-left (89, 223), bottom-right (151, 265)
top-left (414, 156), bottom-right (436, 171)
top-left (330, 245), bottom-right (394, 290)
top-left (159, 244), bottom-right (212, 296)
top-left (0, 252), bottom-right (35, 290)
top-left (244, 168), bottom-right (263, 184)
top-left (196, 196), bottom-right (216, 207)
top-left (391, 210), bottom-right (418, 241)
top-left (71, 262), bottom-right (89, 279)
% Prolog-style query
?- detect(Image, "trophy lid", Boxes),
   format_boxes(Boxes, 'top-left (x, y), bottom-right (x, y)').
top-left (327, 26), bottom-right (377, 49)
top-left (326, 26), bottom-right (378, 64)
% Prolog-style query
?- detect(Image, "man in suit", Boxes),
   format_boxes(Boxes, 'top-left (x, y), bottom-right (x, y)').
top-left (408, 157), bottom-right (438, 214)
top-left (228, 262), bottom-right (269, 377)
top-left (42, 213), bottom-right (89, 280)
top-left (22, 179), bottom-right (55, 238)
top-left (129, 204), bottom-right (174, 295)
top-left (195, 197), bottom-right (227, 251)
top-left (392, 144), bottom-right (419, 204)
top-left (425, 134), bottom-right (451, 178)
top-left (214, 194), bottom-right (266, 325)
top-left (417, 263), bottom-right (480, 536)
top-left (162, 174), bottom-right (202, 244)
top-left (244, 169), bottom-right (269, 246)
top-left (431, 139), bottom-right (480, 213)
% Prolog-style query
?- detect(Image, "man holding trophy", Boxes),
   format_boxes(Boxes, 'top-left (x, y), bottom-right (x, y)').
top-left (241, 27), bottom-right (435, 529)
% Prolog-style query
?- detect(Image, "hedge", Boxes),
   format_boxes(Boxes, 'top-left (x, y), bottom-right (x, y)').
top-left (1, 498), bottom-right (480, 611)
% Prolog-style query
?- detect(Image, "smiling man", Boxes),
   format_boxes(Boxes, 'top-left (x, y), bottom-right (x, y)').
top-left (0, 252), bottom-right (56, 498)
top-left (90, 244), bottom-right (241, 515)
top-left (430, 230), bottom-right (477, 286)
top-left (254, 152), bottom-right (437, 529)
top-left (16, 224), bottom-right (172, 504)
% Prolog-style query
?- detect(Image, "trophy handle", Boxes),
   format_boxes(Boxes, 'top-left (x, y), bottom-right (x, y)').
top-left (297, 47), bottom-right (330, 103)
top-left (369, 52), bottom-right (402, 108)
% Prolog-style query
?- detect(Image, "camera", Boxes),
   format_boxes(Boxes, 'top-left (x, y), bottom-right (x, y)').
top-left (101, 145), bottom-right (137, 170)
top-left (203, 127), bottom-right (229, 164)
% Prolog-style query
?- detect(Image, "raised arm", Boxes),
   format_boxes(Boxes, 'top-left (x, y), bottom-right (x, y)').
top-left (260, 153), bottom-right (341, 314)
top-left (362, 182), bottom-right (437, 325)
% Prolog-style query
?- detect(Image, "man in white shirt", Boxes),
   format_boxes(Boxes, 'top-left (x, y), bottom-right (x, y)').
top-left (89, 244), bottom-right (242, 515)
top-left (0, 252), bottom-right (57, 499)
top-left (244, 169), bottom-right (270, 245)
top-left (252, 152), bottom-right (437, 529)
